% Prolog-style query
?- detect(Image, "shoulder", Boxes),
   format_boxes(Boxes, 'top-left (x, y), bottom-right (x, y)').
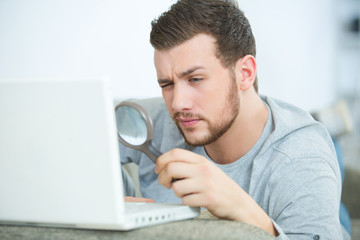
top-left (257, 96), bottom-right (341, 195)
top-left (263, 96), bottom-right (338, 170)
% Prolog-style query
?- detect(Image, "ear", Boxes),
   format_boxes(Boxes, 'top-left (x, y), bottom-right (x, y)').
top-left (235, 55), bottom-right (257, 91)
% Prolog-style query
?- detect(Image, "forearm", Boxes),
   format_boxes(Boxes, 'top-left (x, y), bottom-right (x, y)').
top-left (234, 197), bottom-right (278, 236)
top-left (212, 186), bottom-right (278, 236)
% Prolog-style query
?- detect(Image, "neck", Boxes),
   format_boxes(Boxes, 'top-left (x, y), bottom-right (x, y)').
top-left (204, 91), bottom-right (268, 164)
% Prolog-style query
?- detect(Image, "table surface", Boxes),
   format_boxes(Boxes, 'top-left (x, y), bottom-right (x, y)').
top-left (0, 211), bottom-right (276, 240)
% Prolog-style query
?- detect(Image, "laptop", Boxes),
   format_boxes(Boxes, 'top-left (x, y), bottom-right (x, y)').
top-left (0, 77), bottom-right (200, 230)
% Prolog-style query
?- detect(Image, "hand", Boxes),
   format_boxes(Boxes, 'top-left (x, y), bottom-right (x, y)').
top-left (124, 196), bottom-right (155, 203)
top-left (155, 148), bottom-right (243, 219)
top-left (155, 148), bottom-right (278, 236)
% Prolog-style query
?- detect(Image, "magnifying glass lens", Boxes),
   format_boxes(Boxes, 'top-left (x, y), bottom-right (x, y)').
top-left (116, 105), bottom-right (147, 146)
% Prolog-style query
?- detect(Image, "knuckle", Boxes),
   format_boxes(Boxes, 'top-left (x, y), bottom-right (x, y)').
top-left (199, 164), bottom-right (210, 173)
top-left (174, 183), bottom-right (187, 198)
top-left (156, 156), bottom-right (163, 165)
top-left (172, 182), bottom-right (182, 197)
top-left (198, 163), bottom-right (213, 178)
top-left (182, 195), bottom-right (200, 208)
top-left (155, 157), bottom-right (165, 170)
top-left (204, 191), bottom-right (217, 206)
top-left (182, 196), bottom-right (192, 206)
top-left (170, 148), bottom-right (182, 157)
top-left (165, 162), bottom-right (176, 174)
top-left (157, 174), bottom-right (164, 185)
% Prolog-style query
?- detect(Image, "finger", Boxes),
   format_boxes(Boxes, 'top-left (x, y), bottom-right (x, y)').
top-left (124, 196), bottom-right (155, 203)
top-left (155, 148), bottom-right (202, 174)
top-left (157, 161), bottom-right (199, 188)
top-left (181, 192), bottom-right (209, 208)
top-left (172, 177), bottom-right (204, 198)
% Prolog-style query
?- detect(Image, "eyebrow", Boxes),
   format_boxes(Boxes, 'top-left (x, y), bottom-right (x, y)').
top-left (179, 66), bottom-right (204, 78)
top-left (157, 66), bottom-right (205, 84)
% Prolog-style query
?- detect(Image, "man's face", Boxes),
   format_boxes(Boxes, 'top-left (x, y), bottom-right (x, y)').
top-left (154, 34), bottom-right (240, 146)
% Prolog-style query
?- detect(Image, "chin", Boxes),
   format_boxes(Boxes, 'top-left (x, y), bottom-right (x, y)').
top-left (184, 134), bottom-right (211, 147)
top-left (184, 139), bottom-right (204, 147)
top-left (177, 125), bottom-right (212, 146)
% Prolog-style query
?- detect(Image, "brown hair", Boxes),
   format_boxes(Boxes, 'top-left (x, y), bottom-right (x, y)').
top-left (150, 0), bottom-right (258, 92)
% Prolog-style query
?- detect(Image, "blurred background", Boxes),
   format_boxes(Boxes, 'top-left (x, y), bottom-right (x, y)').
top-left (0, 0), bottom-right (359, 237)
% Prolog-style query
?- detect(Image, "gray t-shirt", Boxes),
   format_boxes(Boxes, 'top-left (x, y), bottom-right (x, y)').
top-left (119, 96), bottom-right (342, 240)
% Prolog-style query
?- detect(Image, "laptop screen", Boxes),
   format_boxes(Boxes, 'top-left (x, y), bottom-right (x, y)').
top-left (0, 78), bottom-right (125, 225)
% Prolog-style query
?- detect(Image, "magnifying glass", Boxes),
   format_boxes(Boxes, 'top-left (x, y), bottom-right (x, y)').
top-left (115, 101), bottom-right (162, 163)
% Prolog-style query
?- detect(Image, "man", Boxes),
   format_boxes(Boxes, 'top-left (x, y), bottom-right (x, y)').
top-left (120, 0), bottom-right (345, 239)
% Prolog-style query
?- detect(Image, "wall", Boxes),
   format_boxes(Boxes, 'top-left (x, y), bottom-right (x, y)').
top-left (0, 0), bottom-right (339, 111)
top-left (240, 0), bottom-right (337, 111)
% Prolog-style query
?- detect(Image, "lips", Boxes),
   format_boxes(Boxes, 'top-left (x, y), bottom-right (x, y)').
top-left (177, 117), bottom-right (201, 128)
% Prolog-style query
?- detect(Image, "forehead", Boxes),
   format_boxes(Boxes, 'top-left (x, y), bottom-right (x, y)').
top-left (154, 33), bottom-right (220, 75)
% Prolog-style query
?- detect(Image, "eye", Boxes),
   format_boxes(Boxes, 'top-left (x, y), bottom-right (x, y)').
top-left (160, 82), bottom-right (173, 89)
top-left (189, 78), bottom-right (203, 83)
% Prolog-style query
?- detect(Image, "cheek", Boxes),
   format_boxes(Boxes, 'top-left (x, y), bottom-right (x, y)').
top-left (200, 79), bottom-right (229, 104)
top-left (204, 82), bottom-right (232, 115)
top-left (162, 90), bottom-right (174, 115)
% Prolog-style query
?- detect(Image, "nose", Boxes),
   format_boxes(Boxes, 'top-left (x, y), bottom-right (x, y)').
top-left (171, 82), bottom-right (193, 113)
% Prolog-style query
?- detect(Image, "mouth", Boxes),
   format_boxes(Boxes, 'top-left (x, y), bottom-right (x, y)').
top-left (177, 117), bottom-right (201, 128)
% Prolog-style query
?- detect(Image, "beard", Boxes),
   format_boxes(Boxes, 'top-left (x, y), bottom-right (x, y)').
top-left (173, 71), bottom-right (240, 146)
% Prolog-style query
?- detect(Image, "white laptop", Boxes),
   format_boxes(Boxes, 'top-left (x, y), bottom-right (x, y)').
top-left (0, 77), bottom-right (199, 230)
